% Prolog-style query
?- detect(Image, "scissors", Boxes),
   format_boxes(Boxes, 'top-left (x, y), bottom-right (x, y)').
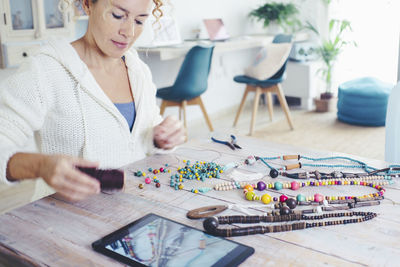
top-left (211, 135), bottom-right (242, 150)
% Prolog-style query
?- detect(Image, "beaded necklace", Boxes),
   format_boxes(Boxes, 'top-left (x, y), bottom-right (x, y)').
top-left (203, 211), bottom-right (377, 237)
top-left (250, 155), bottom-right (400, 178)
top-left (212, 177), bottom-right (387, 215)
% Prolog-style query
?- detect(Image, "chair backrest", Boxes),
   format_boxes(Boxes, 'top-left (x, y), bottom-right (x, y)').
top-left (270, 34), bottom-right (293, 80)
top-left (172, 45), bottom-right (215, 100)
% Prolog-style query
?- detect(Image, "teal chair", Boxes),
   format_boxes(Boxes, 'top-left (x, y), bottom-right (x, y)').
top-left (157, 45), bottom-right (215, 131)
top-left (233, 34), bottom-right (294, 135)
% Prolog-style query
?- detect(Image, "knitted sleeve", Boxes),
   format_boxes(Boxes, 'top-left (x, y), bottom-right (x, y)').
top-left (140, 61), bottom-right (165, 155)
top-left (0, 58), bottom-right (49, 185)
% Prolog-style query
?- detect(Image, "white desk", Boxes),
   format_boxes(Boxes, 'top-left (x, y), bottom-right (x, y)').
top-left (135, 35), bottom-right (274, 61)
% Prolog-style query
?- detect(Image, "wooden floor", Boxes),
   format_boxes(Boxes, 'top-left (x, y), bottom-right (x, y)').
top-left (188, 102), bottom-right (386, 161)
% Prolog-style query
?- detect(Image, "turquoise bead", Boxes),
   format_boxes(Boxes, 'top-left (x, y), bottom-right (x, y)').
top-left (296, 194), bottom-right (306, 202)
top-left (274, 182), bottom-right (283, 190)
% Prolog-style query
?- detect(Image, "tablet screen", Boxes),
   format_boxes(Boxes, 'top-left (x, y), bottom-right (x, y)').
top-left (92, 213), bottom-right (254, 267)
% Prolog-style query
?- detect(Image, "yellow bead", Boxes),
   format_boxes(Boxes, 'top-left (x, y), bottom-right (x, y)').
top-left (179, 178), bottom-right (182, 182)
top-left (178, 184), bottom-right (184, 189)
top-left (219, 170), bottom-right (223, 173)
top-left (142, 172), bottom-right (146, 176)
top-left (153, 176), bottom-right (157, 179)
top-left (261, 194), bottom-right (272, 204)
top-left (194, 189), bottom-right (199, 193)
top-left (168, 170), bottom-right (171, 173)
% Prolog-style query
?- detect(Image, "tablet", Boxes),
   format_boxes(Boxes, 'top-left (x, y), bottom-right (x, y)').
top-left (92, 213), bottom-right (254, 267)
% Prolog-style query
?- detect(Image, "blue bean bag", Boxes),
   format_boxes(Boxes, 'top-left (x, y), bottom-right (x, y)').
top-left (337, 77), bottom-right (393, 126)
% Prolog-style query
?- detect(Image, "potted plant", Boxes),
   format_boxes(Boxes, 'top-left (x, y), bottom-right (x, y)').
top-left (307, 19), bottom-right (356, 112)
top-left (249, 2), bottom-right (301, 34)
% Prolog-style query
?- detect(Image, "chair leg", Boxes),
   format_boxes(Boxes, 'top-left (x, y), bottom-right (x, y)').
top-left (178, 105), bottom-right (182, 120)
top-left (160, 100), bottom-right (167, 116)
top-left (275, 84), bottom-right (294, 130)
top-left (196, 97), bottom-right (214, 132)
top-left (266, 91), bottom-right (274, 122)
top-left (233, 85), bottom-right (250, 127)
top-left (182, 100), bottom-right (187, 129)
top-left (250, 87), bottom-right (262, 136)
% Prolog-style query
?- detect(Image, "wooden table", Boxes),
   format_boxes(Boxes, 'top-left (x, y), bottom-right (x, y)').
top-left (1, 137), bottom-right (399, 266)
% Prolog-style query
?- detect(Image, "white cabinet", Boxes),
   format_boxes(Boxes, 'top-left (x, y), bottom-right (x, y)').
top-left (0, 0), bottom-right (74, 68)
top-left (282, 60), bottom-right (324, 110)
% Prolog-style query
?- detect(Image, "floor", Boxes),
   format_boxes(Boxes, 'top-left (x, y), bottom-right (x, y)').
top-left (186, 100), bottom-right (386, 161)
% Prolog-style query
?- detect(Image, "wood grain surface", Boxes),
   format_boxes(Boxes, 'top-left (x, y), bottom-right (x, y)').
top-left (0, 136), bottom-right (399, 267)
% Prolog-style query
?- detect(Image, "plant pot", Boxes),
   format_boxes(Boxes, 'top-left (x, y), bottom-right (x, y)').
top-left (267, 22), bottom-right (283, 35)
top-left (314, 97), bottom-right (337, 112)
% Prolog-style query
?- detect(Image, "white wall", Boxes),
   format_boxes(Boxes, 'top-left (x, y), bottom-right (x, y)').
top-left (139, 0), bottom-right (325, 124)
top-left (0, 0), bottom-right (325, 125)
top-left (329, 0), bottom-right (400, 88)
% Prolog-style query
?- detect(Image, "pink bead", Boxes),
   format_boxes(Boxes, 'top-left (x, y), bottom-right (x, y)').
top-left (160, 167), bottom-right (164, 172)
top-left (314, 193), bottom-right (324, 202)
top-left (279, 195), bottom-right (288, 202)
top-left (291, 181), bottom-right (300, 190)
top-left (145, 177), bottom-right (151, 184)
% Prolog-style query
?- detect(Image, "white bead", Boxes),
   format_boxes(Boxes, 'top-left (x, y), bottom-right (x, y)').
top-left (316, 206), bottom-right (323, 214)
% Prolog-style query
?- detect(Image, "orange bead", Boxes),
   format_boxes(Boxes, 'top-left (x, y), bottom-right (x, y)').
top-left (244, 184), bottom-right (254, 191)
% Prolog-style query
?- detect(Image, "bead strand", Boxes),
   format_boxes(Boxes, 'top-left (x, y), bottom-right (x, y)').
top-left (203, 211), bottom-right (378, 237)
top-left (243, 178), bottom-right (387, 206)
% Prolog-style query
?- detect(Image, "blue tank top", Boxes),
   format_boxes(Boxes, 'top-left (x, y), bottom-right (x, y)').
top-left (114, 102), bottom-right (136, 131)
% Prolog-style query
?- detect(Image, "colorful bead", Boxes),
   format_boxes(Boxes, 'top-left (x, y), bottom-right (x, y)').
top-left (279, 195), bottom-right (288, 203)
top-left (145, 177), bottom-right (151, 184)
top-left (244, 184), bottom-right (254, 191)
top-left (291, 181), bottom-right (300, 190)
top-left (274, 182), bottom-right (283, 190)
top-left (261, 194), bottom-right (272, 204)
top-left (314, 193), bottom-right (324, 202)
top-left (297, 194), bottom-right (306, 202)
top-left (246, 191), bottom-right (256, 201)
top-left (257, 181), bottom-right (266, 191)
top-left (156, 183), bottom-right (161, 188)
top-left (138, 184), bottom-right (144, 189)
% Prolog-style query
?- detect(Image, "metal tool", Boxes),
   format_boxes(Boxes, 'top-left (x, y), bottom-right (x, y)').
top-left (211, 135), bottom-right (242, 150)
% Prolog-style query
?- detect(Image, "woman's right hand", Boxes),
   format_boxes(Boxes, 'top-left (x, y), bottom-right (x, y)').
top-left (38, 155), bottom-right (101, 202)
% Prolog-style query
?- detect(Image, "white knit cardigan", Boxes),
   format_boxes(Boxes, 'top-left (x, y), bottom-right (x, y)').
top-left (0, 38), bottom-right (163, 184)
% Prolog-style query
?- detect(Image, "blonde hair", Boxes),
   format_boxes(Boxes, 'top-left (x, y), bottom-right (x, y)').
top-left (65, 0), bottom-right (164, 21)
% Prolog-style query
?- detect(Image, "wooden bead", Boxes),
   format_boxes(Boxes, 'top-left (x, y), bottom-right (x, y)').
top-left (270, 169), bottom-right (279, 178)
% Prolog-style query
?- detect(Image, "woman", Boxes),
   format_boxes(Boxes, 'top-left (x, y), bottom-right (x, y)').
top-left (0, 0), bottom-right (185, 201)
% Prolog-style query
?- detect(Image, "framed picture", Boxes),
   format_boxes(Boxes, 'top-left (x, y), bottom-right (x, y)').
top-left (134, 16), bottom-right (182, 48)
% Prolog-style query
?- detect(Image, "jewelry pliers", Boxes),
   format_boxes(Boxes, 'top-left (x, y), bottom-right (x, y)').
top-left (211, 135), bottom-right (242, 150)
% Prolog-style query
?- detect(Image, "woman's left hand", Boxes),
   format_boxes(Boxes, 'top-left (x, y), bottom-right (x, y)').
top-left (153, 116), bottom-right (186, 149)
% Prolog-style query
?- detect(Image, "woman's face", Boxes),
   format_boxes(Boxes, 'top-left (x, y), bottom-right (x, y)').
top-left (84, 0), bottom-right (152, 58)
